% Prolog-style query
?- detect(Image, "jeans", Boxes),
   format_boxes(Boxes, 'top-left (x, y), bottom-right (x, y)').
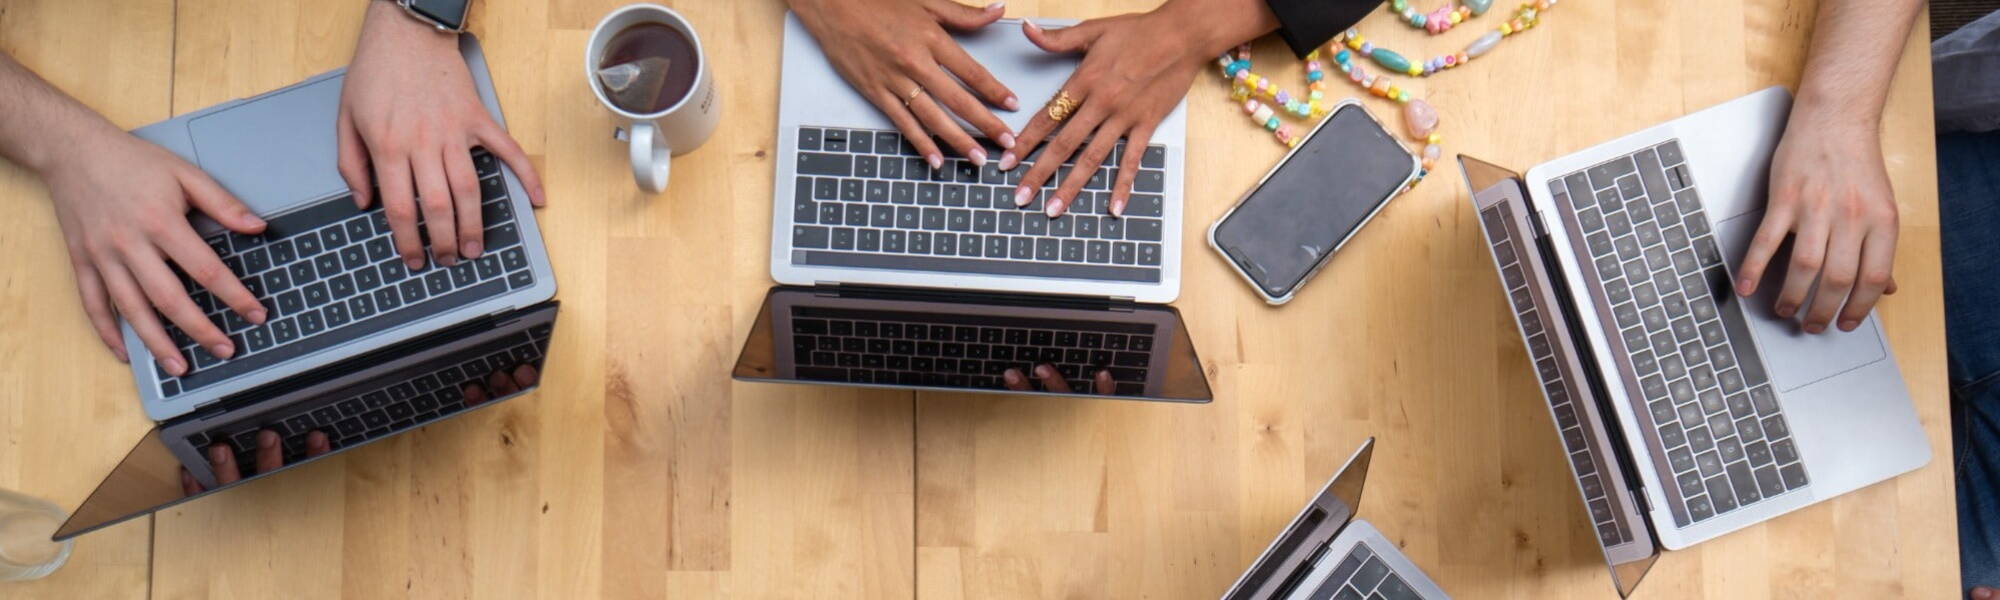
top-left (1938, 130), bottom-right (2000, 594)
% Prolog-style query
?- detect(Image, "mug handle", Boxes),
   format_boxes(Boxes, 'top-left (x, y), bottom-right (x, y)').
top-left (628, 122), bottom-right (671, 193)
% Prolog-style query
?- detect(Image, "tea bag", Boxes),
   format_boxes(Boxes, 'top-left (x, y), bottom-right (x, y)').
top-left (596, 56), bottom-right (673, 113)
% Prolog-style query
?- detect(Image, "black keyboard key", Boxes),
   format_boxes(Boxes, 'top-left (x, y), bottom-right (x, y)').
top-left (797, 152), bottom-right (852, 176)
top-left (485, 224), bottom-right (521, 251)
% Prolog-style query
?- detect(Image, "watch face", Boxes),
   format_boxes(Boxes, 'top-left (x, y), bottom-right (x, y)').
top-left (409, 0), bottom-right (470, 30)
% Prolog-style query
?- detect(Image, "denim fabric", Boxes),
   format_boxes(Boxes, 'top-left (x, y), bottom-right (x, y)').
top-left (1938, 130), bottom-right (2000, 595)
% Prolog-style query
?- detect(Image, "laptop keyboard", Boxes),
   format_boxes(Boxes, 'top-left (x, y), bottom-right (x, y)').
top-left (1302, 542), bottom-right (1423, 600)
top-left (184, 322), bottom-right (552, 465)
top-left (1551, 140), bottom-right (1807, 526)
top-left (1479, 202), bottom-right (1635, 547)
top-left (788, 306), bottom-right (1154, 394)
top-left (789, 126), bottom-right (1169, 283)
top-left (155, 150), bottom-right (536, 397)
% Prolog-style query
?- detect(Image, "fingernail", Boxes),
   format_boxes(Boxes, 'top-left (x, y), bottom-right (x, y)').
top-left (1004, 96), bottom-right (1020, 111)
top-left (999, 132), bottom-right (1016, 149)
top-left (1777, 305), bottom-right (1794, 318)
top-left (258, 430), bottom-right (279, 447)
top-left (1840, 319), bottom-right (1859, 331)
top-left (249, 308), bottom-right (268, 324)
top-left (927, 153), bottom-right (944, 171)
top-left (462, 240), bottom-right (482, 258)
top-left (1804, 323), bottom-right (1823, 333)
top-left (439, 254), bottom-right (457, 267)
top-left (210, 342), bottom-right (234, 360)
top-left (1004, 369), bottom-right (1023, 385)
top-left (165, 357), bottom-right (186, 376)
top-left (208, 445), bottom-right (229, 464)
top-left (999, 152), bottom-right (1019, 171)
top-left (406, 257), bottom-right (425, 271)
top-left (1045, 197), bottom-right (1065, 218)
top-left (1737, 278), bottom-right (1753, 293)
top-left (1034, 364), bottom-right (1053, 378)
top-left (969, 148), bottom-right (988, 167)
top-left (1014, 186), bottom-right (1034, 207)
top-left (986, 1), bottom-right (1004, 10)
top-left (1024, 20), bottom-right (1041, 32)
top-left (1975, 588), bottom-right (1994, 600)
top-left (244, 215), bottom-right (267, 228)
top-left (1111, 198), bottom-right (1125, 218)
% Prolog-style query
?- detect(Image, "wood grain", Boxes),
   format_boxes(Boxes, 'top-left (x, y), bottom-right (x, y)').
top-left (0, 0), bottom-right (1955, 598)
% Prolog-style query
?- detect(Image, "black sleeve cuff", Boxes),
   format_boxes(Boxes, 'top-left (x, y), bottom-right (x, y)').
top-left (1263, 0), bottom-right (1383, 58)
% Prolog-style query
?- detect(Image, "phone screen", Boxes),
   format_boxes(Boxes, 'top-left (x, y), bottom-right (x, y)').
top-left (1211, 104), bottom-right (1414, 300)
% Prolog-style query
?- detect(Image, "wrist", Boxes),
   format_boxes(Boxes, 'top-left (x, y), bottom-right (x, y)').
top-left (1164, 0), bottom-right (1280, 59)
top-left (362, 0), bottom-right (460, 52)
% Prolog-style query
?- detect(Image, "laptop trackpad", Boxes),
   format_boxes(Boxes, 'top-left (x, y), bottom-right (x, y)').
top-left (187, 76), bottom-right (348, 216)
top-left (1714, 211), bottom-right (1886, 392)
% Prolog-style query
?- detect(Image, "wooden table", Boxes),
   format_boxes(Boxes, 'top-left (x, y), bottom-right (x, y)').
top-left (0, 0), bottom-right (1957, 597)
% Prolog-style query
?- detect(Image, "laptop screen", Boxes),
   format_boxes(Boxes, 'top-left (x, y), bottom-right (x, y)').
top-left (54, 302), bottom-right (559, 540)
top-left (731, 286), bottom-right (1211, 402)
top-left (1222, 438), bottom-right (1373, 600)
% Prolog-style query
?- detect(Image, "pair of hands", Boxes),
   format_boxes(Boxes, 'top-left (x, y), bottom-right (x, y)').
top-left (1001, 363), bottom-right (1117, 395)
top-left (179, 364), bottom-right (539, 495)
top-left (794, 0), bottom-right (1261, 219)
top-left (45, 1), bottom-right (543, 373)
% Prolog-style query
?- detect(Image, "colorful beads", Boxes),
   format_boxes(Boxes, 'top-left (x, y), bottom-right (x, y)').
top-left (1390, 0), bottom-right (1473, 35)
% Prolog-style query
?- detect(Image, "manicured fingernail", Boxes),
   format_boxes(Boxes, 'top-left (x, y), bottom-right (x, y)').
top-left (1111, 199), bottom-right (1125, 218)
top-left (164, 356), bottom-right (186, 375)
top-left (1804, 323), bottom-right (1824, 333)
top-left (969, 148), bottom-right (988, 167)
top-left (1737, 278), bottom-right (1753, 293)
top-left (927, 153), bottom-right (943, 171)
top-left (1014, 186), bottom-right (1034, 207)
top-left (209, 445), bottom-right (229, 464)
top-left (249, 308), bottom-right (268, 324)
top-left (258, 430), bottom-right (279, 447)
top-left (438, 254), bottom-right (457, 267)
top-left (999, 132), bottom-right (1016, 149)
top-left (1023, 20), bottom-right (1041, 33)
top-left (1776, 305), bottom-right (1794, 318)
top-left (999, 152), bottom-right (1019, 170)
top-left (1004, 96), bottom-right (1020, 111)
top-left (406, 257), bottom-right (425, 270)
top-left (1034, 364), bottom-right (1053, 378)
top-left (211, 342), bottom-right (234, 360)
top-left (1045, 197), bottom-right (1065, 218)
top-left (1840, 319), bottom-right (1859, 331)
top-left (462, 240), bottom-right (482, 258)
top-left (986, 1), bottom-right (1004, 10)
top-left (1004, 369), bottom-right (1024, 386)
top-left (244, 215), bottom-right (266, 228)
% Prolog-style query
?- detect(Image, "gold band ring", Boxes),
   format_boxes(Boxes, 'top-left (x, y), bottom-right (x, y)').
top-left (1046, 90), bottom-right (1078, 122)
top-left (902, 86), bottom-right (927, 107)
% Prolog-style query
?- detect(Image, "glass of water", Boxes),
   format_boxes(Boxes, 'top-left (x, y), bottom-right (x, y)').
top-left (0, 488), bottom-right (71, 581)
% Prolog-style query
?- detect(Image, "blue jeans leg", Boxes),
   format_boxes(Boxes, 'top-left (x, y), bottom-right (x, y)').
top-left (1937, 130), bottom-right (2000, 594)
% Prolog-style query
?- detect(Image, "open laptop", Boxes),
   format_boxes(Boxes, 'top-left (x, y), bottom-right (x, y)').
top-left (54, 302), bottom-right (557, 540)
top-left (1222, 438), bottom-right (1449, 600)
top-left (1459, 86), bottom-right (1930, 594)
top-left (741, 13), bottom-right (1207, 401)
top-left (113, 35), bottom-right (556, 490)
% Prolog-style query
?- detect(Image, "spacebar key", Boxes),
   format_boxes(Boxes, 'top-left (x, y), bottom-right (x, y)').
top-left (800, 250), bottom-right (1160, 283)
top-left (1706, 265), bottom-right (1771, 387)
top-left (173, 280), bottom-right (511, 392)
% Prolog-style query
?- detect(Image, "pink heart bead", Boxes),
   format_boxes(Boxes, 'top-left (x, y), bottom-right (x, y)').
top-left (1403, 98), bottom-right (1440, 139)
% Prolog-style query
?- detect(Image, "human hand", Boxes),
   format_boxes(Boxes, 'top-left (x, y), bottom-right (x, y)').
top-left (1972, 586), bottom-right (1997, 600)
top-left (1002, 363), bottom-right (1116, 395)
top-left (1734, 119), bottom-right (1898, 333)
top-left (181, 429), bottom-right (331, 495)
top-left (1003, 0), bottom-right (1275, 218)
top-left (42, 129), bottom-right (270, 374)
top-left (789, 0), bottom-right (1020, 167)
top-left (461, 363), bottom-right (541, 405)
top-left (339, 1), bottom-right (544, 271)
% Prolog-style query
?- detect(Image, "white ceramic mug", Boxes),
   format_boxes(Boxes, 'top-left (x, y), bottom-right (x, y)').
top-left (586, 4), bottom-right (719, 193)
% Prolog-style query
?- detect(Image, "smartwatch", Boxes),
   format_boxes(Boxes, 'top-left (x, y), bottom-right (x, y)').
top-left (394, 0), bottom-right (471, 33)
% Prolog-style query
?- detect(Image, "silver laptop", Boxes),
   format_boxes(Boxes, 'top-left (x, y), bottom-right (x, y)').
top-left (1222, 438), bottom-right (1450, 600)
top-left (115, 35), bottom-right (556, 489)
top-left (1460, 86), bottom-right (1929, 594)
top-left (771, 12), bottom-right (1188, 303)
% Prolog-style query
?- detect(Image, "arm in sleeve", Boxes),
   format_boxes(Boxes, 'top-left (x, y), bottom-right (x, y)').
top-left (1262, 0), bottom-right (1383, 58)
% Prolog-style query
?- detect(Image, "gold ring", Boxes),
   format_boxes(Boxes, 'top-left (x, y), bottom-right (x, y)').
top-left (1046, 90), bottom-right (1078, 122)
top-left (902, 86), bottom-right (926, 107)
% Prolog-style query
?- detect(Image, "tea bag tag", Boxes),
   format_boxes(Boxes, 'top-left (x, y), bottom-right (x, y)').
top-left (596, 56), bottom-right (673, 113)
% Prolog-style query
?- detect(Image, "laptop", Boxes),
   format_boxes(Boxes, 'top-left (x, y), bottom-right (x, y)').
top-left (740, 13), bottom-right (1208, 401)
top-left (54, 301), bottom-right (557, 540)
top-left (1459, 86), bottom-right (1930, 594)
top-left (112, 34), bottom-right (557, 491)
top-left (1222, 438), bottom-right (1450, 600)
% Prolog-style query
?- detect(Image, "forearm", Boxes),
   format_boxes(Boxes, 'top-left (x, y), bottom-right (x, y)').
top-left (0, 53), bottom-right (123, 176)
top-left (1165, 0), bottom-right (1282, 58)
top-left (1792, 0), bottom-right (1924, 132)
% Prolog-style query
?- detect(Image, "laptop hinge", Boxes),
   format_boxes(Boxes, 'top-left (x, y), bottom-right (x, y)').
top-left (813, 281), bottom-right (844, 297)
top-left (800, 283), bottom-right (1125, 310)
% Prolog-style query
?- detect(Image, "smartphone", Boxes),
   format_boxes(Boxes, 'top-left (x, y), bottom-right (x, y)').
top-left (1207, 100), bottom-right (1418, 304)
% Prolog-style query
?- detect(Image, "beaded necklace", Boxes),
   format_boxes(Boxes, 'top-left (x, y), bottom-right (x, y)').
top-left (1388, 0), bottom-right (1492, 35)
top-left (1215, 0), bottom-right (1556, 188)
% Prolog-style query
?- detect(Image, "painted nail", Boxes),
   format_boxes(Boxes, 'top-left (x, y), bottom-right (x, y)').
top-left (1839, 319), bottom-right (1859, 331)
top-left (999, 152), bottom-right (1019, 171)
top-left (927, 153), bottom-right (944, 171)
top-left (249, 308), bottom-right (268, 324)
top-left (210, 342), bottom-right (234, 360)
top-left (1045, 197), bottom-right (1065, 218)
top-left (462, 240), bottom-right (482, 258)
top-left (986, 1), bottom-right (1005, 11)
top-left (1110, 198), bottom-right (1125, 218)
top-left (407, 256), bottom-right (425, 271)
top-left (1023, 20), bottom-right (1041, 33)
top-left (1034, 364), bottom-right (1053, 378)
top-left (1004, 369), bottom-right (1024, 386)
top-left (1004, 96), bottom-right (1020, 111)
top-left (208, 445), bottom-right (229, 464)
top-left (999, 132), bottom-right (1016, 149)
top-left (1014, 186), bottom-right (1034, 207)
top-left (969, 148), bottom-right (988, 167)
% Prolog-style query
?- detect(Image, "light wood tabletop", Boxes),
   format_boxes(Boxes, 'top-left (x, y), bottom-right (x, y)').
top-left (0, 0), bottom-right (1957, 597)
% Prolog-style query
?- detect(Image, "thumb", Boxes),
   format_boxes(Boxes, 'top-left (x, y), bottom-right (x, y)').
top-left (1023, 19), bottom-right (1103, 54)
top-left (179, 169), bottom-right (265, 234)
top-left (928, 0), bottom-right (1005, 31)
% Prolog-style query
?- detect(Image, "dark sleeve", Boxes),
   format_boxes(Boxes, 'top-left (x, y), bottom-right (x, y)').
top-left (1262, 0), bottom-right (1384, 58)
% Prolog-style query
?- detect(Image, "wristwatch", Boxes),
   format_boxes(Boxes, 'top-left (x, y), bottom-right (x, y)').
top-left (392, 0), bottom-right (471, 33)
